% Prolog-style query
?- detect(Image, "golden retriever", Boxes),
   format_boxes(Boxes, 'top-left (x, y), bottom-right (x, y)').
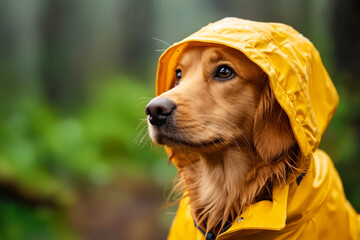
top-left (145, 44), bottom-right (300, 235)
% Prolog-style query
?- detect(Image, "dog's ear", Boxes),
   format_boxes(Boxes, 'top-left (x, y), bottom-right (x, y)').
top-left (253, 79), bottom-right (297, 163)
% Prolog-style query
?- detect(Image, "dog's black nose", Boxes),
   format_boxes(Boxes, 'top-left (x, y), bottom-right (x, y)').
top-left (145, 98), bottom-right (176, 126)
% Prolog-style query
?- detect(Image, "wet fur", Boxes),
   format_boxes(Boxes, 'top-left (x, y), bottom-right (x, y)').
top-left (147, 45), bottom-right (301, 236)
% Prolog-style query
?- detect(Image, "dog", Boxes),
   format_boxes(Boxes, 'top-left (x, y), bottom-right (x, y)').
top-left (146, 18), bottom-right (360, 239)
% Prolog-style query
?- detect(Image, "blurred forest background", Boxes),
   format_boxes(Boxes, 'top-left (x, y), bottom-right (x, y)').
top-left (0, 0), bottom-right (359, 239)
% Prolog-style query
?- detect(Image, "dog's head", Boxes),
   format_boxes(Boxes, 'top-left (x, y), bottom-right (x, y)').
top-left (146, 44), bottom-right (297, 164)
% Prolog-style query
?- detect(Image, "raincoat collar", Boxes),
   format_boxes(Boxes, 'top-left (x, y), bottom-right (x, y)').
top-left (190, 184), bottom-right (289, 240)
top-left (221, 184), bottom-right (289, 233)
top-left (195, 172), bottom-right (307, 238)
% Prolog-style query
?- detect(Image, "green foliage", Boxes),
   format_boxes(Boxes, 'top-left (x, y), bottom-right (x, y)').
top-left (0, 75), bottom-right (169, 238)
top-left (0, 198), bottom-right (78, 240)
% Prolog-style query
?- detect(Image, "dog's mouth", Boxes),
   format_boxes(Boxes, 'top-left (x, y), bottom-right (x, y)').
top-left (155, 134), bottom-right (225, 148)
top-left (146, 111), bottom-right (226, 149)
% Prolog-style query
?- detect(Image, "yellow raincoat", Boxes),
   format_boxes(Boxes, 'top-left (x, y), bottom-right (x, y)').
top-left (155, 18), bottom-right (360, 239)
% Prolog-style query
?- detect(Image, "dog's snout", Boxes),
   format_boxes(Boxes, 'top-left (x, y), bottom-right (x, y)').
top-left (145, 98), bottom-right (176, 126)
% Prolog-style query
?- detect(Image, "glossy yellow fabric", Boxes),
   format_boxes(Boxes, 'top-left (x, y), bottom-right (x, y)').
top-left (154, 18), bottom-right (360, 239)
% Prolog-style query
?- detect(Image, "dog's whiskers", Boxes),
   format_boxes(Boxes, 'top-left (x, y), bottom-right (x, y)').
top-left (134, 120), bottom-right (150, 147)
top-left (137, 99), bottom-right (152, 108)
top-left (139, 135), bottom-right (151, 150)
top-left (152, 37), bottom-right (171, 46)
top-left (136, 118), bottom-right (148, 130)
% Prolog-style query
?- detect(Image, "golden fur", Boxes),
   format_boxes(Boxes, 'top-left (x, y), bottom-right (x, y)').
top-left (147, 45), bottom-right (302, 236)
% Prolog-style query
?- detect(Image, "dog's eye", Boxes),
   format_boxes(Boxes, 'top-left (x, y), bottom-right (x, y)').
top-left (175, 69), bottom-right (182, 85)
top-left (216, 65), bottom-right (235, 80)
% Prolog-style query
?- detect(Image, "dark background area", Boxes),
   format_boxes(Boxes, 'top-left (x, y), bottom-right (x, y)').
top-left (0, 0), bottom-right (359, 239)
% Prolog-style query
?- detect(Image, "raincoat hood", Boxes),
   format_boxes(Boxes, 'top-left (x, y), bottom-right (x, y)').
top-left (154, 18), bottom-right (359, 239)
top-left (156, 17), bottom-right (338, 163)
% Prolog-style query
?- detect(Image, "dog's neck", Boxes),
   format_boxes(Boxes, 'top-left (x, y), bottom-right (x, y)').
top-left (177, 145), bottom-right (278, 236)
